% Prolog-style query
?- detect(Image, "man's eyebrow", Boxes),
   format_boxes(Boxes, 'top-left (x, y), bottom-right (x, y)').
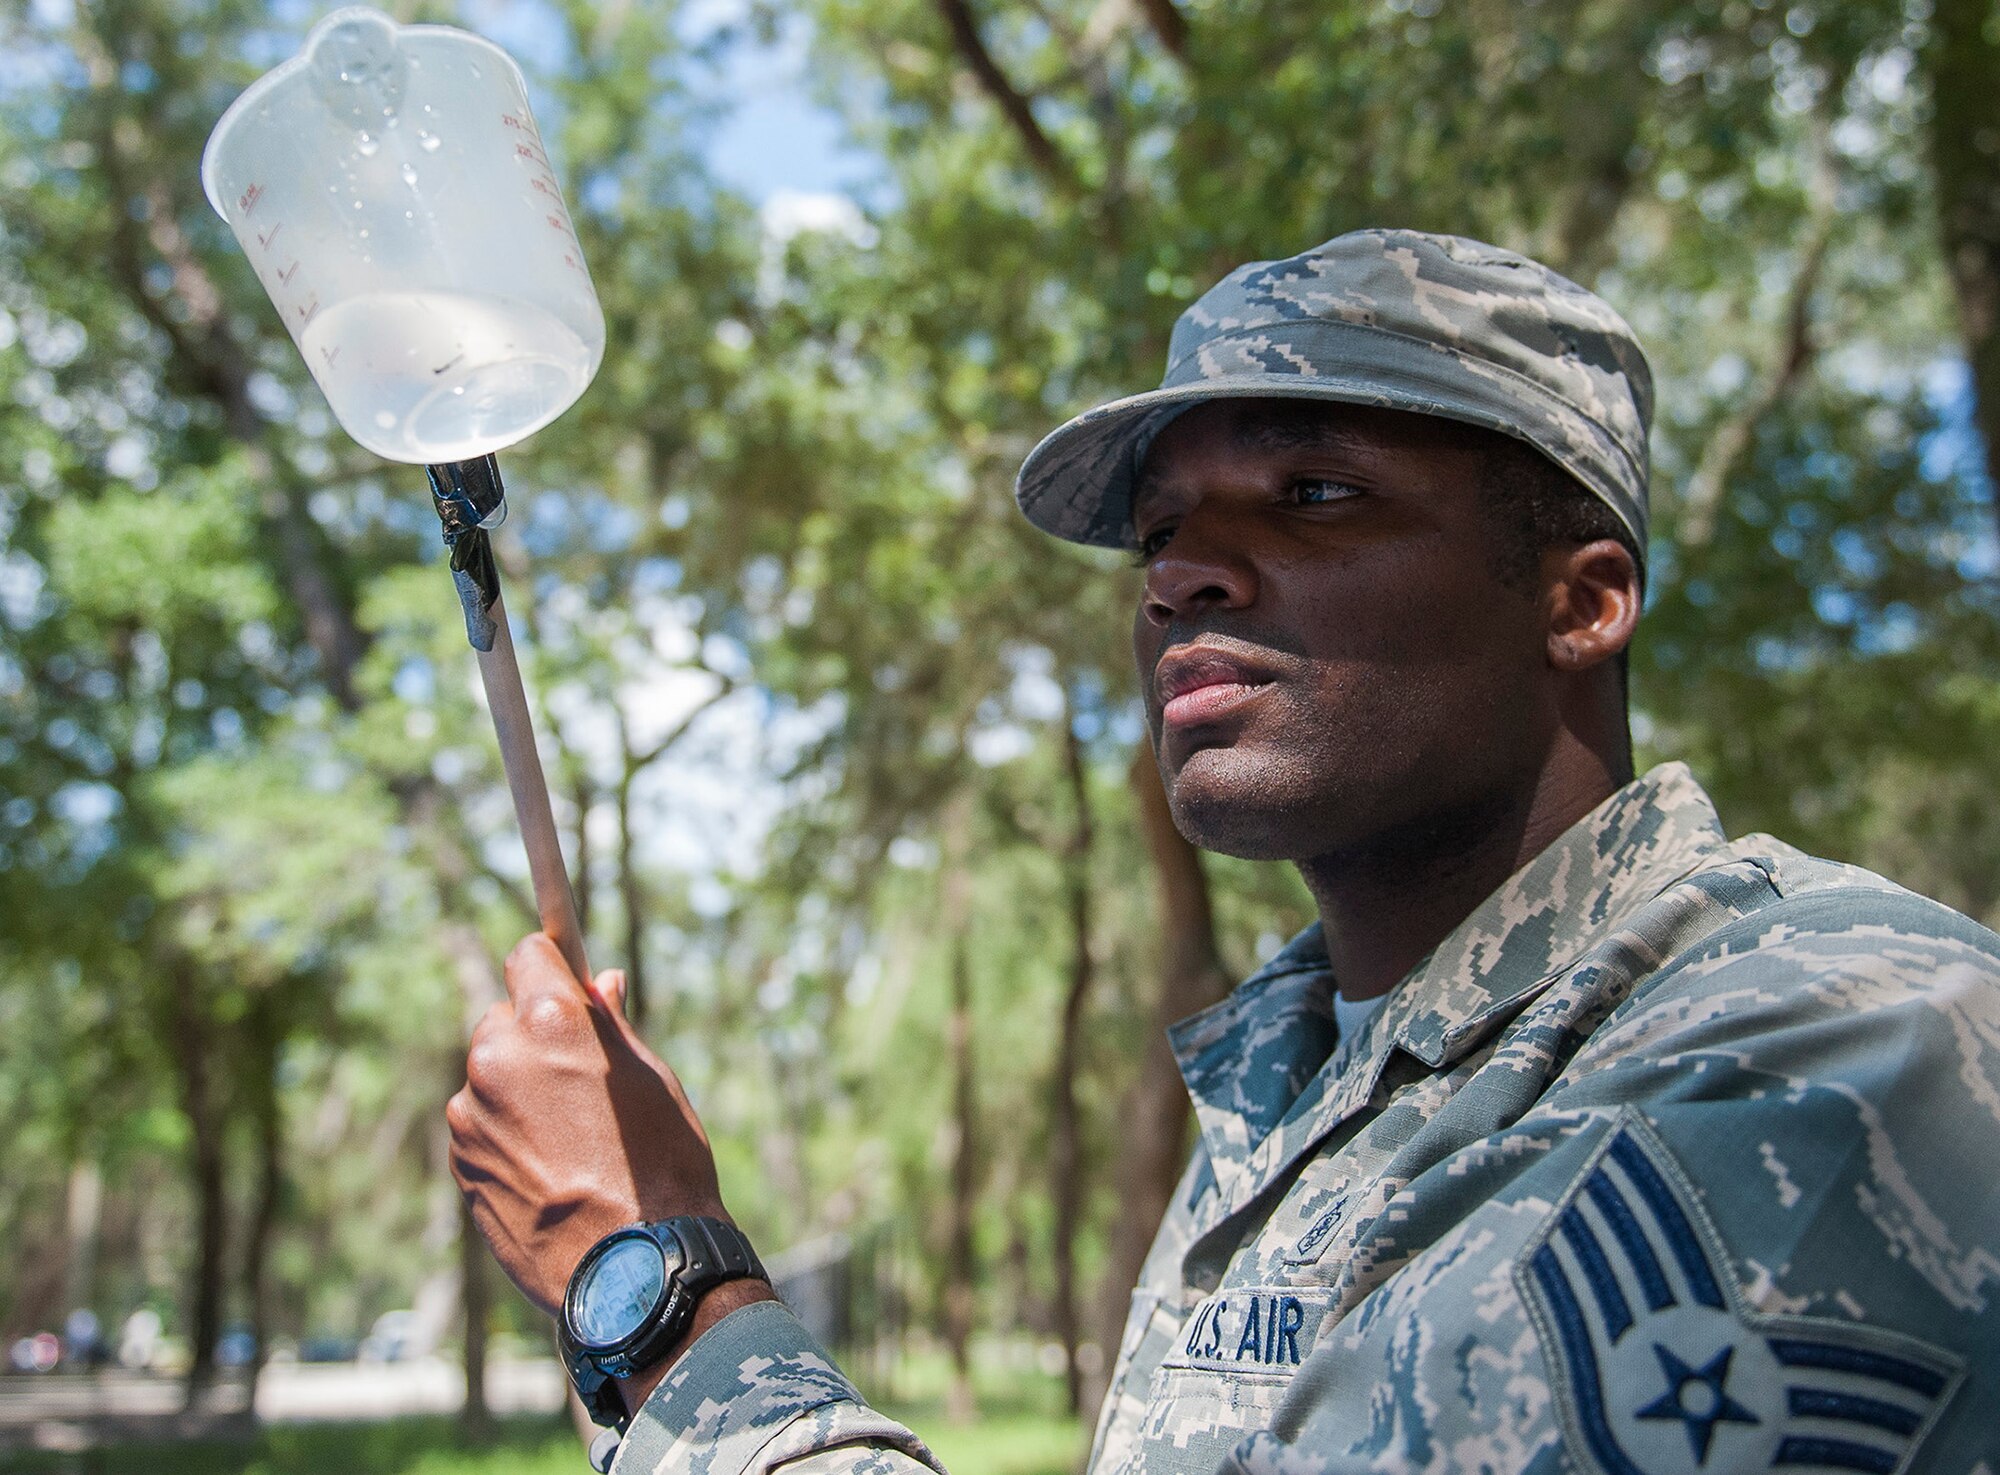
top-left (1131, 413), bottom-right (1375, 513)
top-left (1231, 417), bottom-right (1372, 456)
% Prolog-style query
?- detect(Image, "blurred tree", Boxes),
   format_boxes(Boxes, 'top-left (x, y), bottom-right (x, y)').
top-left (1923, 0), bottom-right (2000, 524)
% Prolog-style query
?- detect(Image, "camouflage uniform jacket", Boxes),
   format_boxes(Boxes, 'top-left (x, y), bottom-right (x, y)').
top-left (612, 762), bottom-right (2000, 1475)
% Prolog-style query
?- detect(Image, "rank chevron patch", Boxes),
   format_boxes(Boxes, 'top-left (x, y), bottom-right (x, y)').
top-left (1516, 1112), bottom-right (1962, 1475)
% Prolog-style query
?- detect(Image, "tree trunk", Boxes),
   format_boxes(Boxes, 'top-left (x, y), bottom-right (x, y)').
top-left (242, 1006), bottom-right (285, 1409)
top-left (932, 0), bottom-right (1073, 186)
top-left (570, 765), bottom-right (595, 940)
top-left (459, 1189), bottom-right (494, 1443)
top-left (1002, 1188), bottom-right (1037, 1334)
top-left (940, 808), bottom-right (979, 1423)
top-left (1926, 0), bottom-right (2000, 528)
top-left (168, 957), bottom-right (227, 1411)
top-left (615, 767), bottom-right (649, 1031)
top-left (61, 1161), bottom-right (104, 1330)
top-left (608, 687), bottom-right (738, 1037)
top-left (1134, 0), bottom-right (1188, 59)
top-left (1083, 751), bottom-right (1231, 1415)
top-left (436, 920), bottom-right (504, 1433)
top-left (1676, 146), bottom-right (1835, 551)
top-left (1049, 703), bottom-right (1096, 1417)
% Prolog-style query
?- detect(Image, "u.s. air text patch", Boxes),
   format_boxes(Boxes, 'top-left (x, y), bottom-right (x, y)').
top-left (1158, 1287), bottom-right (1335, 1378)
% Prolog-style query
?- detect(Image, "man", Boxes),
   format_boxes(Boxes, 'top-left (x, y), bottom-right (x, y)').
top-left (447, 231), bottom-right (2000, 1473)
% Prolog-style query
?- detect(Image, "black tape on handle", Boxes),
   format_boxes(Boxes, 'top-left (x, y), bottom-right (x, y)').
top-left (427, 456), bottom-right (508, 651)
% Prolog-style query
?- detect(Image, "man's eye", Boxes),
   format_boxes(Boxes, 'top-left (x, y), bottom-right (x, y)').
top-left (1133, 525), bottom-right (1175, 564)
top-left (1290, 477), bottom-right (1362, 505)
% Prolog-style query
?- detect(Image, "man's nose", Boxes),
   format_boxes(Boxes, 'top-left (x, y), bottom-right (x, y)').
top-left (1139, 504), bottom-right (1257, 627)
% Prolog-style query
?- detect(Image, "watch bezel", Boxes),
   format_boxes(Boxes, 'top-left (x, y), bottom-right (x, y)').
top-left (562, 1223), bottom-right (691, 1358)
top-left (560, 1215), bottom-right (769, 1432)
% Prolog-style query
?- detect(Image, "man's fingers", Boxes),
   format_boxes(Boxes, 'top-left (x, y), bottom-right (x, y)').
top-left (445, 1086), bottom-right (476, 1142)
top-left (590, 968), bottom-right (628, 1019)
top-left (464, 1008), bottom-right (515, 1099)
top-left (503, 932), bottom-right (595, 1016)
top-left (468, 999), bottom-right (514, 1047)
top-left (445, 1088), bottom-right (487, 1194)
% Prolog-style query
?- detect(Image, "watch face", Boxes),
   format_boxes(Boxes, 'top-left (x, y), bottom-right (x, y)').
top-left (573, 1235), bottom-right (667, 1349)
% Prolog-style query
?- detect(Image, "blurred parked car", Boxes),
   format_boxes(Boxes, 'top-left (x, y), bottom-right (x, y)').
top-left (62, 1309), bottom-right (106, 1366)
top-left (215, 1323), bottom-right (257, 1369)
top-left (358, 1310), bottom-right (416, 1363)
top-left (9, 1333), bottom-right (59, 1373)
top-left (118, 1308), bottom-right (162, 1370)
top-left (298, 1334), bottom-right (361, 1363)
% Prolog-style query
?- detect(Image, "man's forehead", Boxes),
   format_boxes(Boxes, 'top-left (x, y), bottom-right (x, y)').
top-left (1134, 398), bottom-right (1479, 498)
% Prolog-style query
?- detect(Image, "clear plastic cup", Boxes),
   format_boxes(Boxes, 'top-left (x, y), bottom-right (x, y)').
top-left (201, 7), bottom-right (604, 465)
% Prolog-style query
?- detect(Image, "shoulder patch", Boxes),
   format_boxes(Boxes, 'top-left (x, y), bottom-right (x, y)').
top-left (1517, 1111), bottom-right (1962, 1475)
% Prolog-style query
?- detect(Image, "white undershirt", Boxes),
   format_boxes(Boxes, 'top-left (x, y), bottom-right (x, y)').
top-left (1333, 988), bottom-right (1390, 1046)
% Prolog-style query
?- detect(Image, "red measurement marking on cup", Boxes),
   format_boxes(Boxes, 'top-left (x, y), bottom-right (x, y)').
top-left (320, 344), bottom-right (341, 368)
top-left (256, 222), bottom-right (283, 252)
top-left (238, 182), bottom-right (265, 216)
top-left (563, 251), bottom-right (586, 276)
top-left (295, 294), bottom-right (319, 325)
top-left (277, 260), bottom-right (300, 286)
top-left (545, 213), bottom-right (574, 239)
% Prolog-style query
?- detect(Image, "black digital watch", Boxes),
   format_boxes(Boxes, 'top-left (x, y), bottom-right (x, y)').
top-left (558, 1215), bottom-right (767, 1433)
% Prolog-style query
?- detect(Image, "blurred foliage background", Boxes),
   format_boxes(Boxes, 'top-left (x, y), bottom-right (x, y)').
top-left (1, 0), bottom-right (1997, 1467)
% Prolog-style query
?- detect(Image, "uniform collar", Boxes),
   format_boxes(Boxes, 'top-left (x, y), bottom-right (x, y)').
top-left (1389, 761), bottom-right (1728, 1069)
top-left (1170, 762), bottom-right (1728, 1211)
top-left (1169, 931), bottom-right (1339, 1191)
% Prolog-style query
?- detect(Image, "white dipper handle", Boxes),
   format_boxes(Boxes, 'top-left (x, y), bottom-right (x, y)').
top-left (475, 588), bottom-right (590, 986)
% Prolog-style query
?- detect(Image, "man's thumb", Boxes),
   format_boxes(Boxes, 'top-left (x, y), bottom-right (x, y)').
top-left (590, 968), bottom-right (629, 1019)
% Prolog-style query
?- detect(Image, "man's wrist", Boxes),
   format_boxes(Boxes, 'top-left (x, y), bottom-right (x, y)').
top-left (613, 1277), bottom-right (779, 1417)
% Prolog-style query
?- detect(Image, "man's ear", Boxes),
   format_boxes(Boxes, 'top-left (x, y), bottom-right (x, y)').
top-left (1544, 539), bottom-right (1641, 673)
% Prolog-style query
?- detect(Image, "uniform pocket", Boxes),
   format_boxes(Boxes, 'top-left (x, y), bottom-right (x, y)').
top-left (1116, 1288), bottom-right (1342, 1475)
top-left (1087, 1289), bottom-right (1184, 1475)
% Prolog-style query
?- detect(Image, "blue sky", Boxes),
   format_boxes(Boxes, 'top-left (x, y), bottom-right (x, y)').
top-left (457, 0), bottom-right (869, 206)
top-left (701, 19), bottom-right (871, 203)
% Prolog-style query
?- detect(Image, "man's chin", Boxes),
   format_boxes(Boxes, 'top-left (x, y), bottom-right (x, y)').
top-left (1161, 746), bottom-right (1331, 862)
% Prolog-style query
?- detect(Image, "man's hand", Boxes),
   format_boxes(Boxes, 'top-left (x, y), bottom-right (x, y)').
top-left (447, 933), bottom-right (737, 1318)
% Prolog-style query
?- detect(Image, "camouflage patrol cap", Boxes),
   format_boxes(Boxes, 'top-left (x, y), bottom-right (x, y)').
top-left (1015, 229), bottom-right (1655, 558)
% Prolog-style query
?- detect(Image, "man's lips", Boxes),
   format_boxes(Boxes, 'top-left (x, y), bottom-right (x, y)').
top-left (1154, 643), bottom-right (1278, 729)
top-left (1162, 682), bottom-right (1269, 727)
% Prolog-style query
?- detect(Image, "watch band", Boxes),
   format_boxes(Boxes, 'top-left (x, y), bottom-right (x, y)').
top-left (672, 1214), bottom-right (765, 1295)
top-left (561, 1215), bottom-right (767, 1432)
